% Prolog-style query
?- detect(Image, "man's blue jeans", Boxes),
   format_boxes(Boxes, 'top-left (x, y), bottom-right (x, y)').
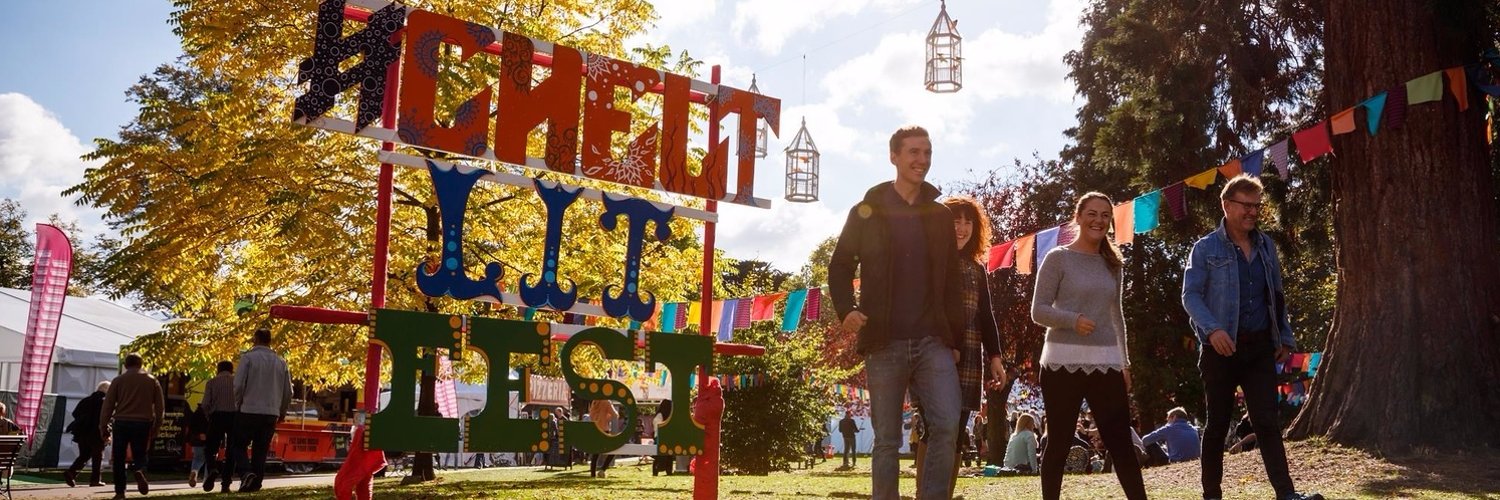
top-left (866, 336), bottom-right (960, 500)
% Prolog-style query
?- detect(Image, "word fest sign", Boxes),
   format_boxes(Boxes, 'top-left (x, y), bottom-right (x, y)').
top-left (290, 0), bottom-right (780, 456)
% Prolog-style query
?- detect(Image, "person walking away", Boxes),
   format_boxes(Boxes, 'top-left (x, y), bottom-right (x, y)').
top-left (1030, 192), bottom-right (1147, 500)
top-left (224, 327), bottom-right (293, 493)
top-left (839, 407), bottom-right (861, 468)
top-left (1182, 174), bottom-right (1322, 500)
top-left (186, 403), bottom-right (210, 487)
top-left (63, 381), bottom-right (109, 487)
top-left (201, 360), bottom-right (237, 492)
top-left (588, 399), bottom-right (619, 478)
top-left (652, 399), bottom-right (674, 476)
top-left (99, 353), bottom-right (165, 499)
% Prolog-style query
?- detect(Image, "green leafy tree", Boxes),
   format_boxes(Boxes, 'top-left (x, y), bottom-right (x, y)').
top-left (0, 200), bottom-right (31, 289)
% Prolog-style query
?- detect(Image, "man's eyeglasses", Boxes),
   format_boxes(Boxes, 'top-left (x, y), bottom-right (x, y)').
top-left (1226, 199), bottom-right (1265, 211)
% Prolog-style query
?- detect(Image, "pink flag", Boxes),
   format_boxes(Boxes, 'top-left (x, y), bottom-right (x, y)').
top-left (986, 240), bottom-right (1016, 272)
top-left (436, 355), bottom-right (459, 418)
top-left (18, 224), bottom-right (73, 443)
top-left (804, 288), bottom-right (822, 322)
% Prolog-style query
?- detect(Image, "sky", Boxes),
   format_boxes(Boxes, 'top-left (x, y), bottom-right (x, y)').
top-left (0, 0), bottom-right (1087, 273)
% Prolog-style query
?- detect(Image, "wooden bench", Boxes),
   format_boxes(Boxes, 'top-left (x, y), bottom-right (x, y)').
top-left (0, 435), bottom-right (25, 500)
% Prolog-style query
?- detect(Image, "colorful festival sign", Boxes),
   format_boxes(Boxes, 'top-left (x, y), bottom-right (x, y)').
top-left (285, 0), bottom-right (780, 475)
top-left (293, 0), bottom-right (781, 207)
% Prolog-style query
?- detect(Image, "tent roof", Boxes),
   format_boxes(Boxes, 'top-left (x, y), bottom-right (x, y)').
top-left (0, 287), bottom-right (167, 361)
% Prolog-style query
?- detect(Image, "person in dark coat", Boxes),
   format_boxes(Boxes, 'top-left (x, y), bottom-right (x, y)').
top-left (63, 381), bottom-right (110, 487)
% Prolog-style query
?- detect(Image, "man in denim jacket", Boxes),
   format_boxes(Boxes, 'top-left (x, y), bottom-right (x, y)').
top-left (1182, 174), bottom-right (1319, 500)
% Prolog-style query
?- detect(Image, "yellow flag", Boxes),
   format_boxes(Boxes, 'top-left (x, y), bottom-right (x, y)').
top-left (1184, 168), bottom-right (1218, 189)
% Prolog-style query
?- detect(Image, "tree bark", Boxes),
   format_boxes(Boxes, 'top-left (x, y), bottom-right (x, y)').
top-left (1288, 0), bottom-right (1500, 451)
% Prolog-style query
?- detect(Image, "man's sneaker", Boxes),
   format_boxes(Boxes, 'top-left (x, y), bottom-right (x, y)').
top-left (239, 473), bottom-right (259, 493)
top-left (203, 470), bottom-right (218, 492)
top-left (63, 469), bottom-right (77, 487)
top-left (133, 470), bottom-right (150, 495)
top-left (189, 470), bottom-right (198, 487)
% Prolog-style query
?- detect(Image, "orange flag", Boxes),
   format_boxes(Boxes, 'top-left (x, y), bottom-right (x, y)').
top-left (1330, 107), bottom-right (1358, 135)
top-left (1218, 158), bottom-right (1242, 179)
top-left (1445, 66), bottom-right (1469, 111)
top-left (1015, 234), bottom-right (1037, 275)
top-left (1113, 201), bottom-right (1135, 246)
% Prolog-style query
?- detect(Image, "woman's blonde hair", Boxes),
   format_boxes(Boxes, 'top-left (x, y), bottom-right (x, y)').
top-left (1074, 192), bottom-right (1125, 276)
top-left (1016, 412), bottom-right (1038, 433)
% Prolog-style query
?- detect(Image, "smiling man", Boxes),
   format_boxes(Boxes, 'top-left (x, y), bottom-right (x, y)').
top-left (829, 125), bottom-right (965, 500)
top-left (1182, 174), bottom-right (1321, 500)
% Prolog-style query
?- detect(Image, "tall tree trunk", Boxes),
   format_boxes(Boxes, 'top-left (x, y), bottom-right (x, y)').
top-left (1288, 0), bottom-right (1500, 451)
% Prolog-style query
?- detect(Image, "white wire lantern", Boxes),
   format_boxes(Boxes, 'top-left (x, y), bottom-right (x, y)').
top-left (784, 117), bottom-right (819, 203)
top-left (925, 0), bottom-right (962, 93)
top-left (750, 74), bottom-right (768, 159)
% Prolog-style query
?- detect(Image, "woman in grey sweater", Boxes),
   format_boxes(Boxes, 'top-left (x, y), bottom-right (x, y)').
top-left (1030, 192), bottom-right (1147, 500)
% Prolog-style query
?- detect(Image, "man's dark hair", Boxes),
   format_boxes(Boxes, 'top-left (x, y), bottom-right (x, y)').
top-left (888, 125), bottom-right (930, 153)
top-left (217, 360), bottom-right (234, 373)
top-left (124, 353), bottom-right (144, 369)
top-left (253, 327), bottom-right (272, 346)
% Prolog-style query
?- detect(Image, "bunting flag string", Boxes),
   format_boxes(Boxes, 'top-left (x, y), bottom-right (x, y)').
top-left (982, 61), bottom-right (1496, 269)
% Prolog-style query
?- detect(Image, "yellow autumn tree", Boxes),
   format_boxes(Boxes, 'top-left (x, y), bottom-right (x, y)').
top-left (68, 0), bottom-right (734, 389)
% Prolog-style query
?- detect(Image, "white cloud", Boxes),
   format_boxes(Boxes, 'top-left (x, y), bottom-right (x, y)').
top-left (714, 201), bottom-right (844, 272)
top-left (634, 0), bottom-right (720, 47)
top-left (730, 0), bottom-right (921, 55)
top-left (0, 93), bottom-right (105, 235)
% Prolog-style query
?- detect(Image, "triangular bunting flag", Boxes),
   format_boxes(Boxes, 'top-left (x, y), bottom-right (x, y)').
top-left (1361, 91), bottom-right (1387, 136)
top-left (1218, 158), bottom-right (1242, 179)
top-left (1268, 140), bottom-right (1291, 180)
top-left (804, 288), bottom-right (822, 322)
top-left (987, 240), bottom-right (1016, 272)
top-left (1445, 66), bottom-right (1469, 111)
top-left (1241, 150), bottom-right (1265, 176)
top-left (661, 303), bottom-right (678, 333)
top-left (1035, 226), bottom-right (1060, 268)
top-left (1184, 168), bottom-right (1217, 189)
top-left (1112, 201), bottom-right (1135, 245)
top-left (1133, 191), bottom-right (1162, 234)
top-left (1385, 85), bottom-right (1408, 130)
top-left (1406, 71), bottom-right (1443, 104)
top-left (1163, 182), bottom-right (1188, 221)
top-left (1467, 64), bottom-right (1500, 97)
top-left (1015, 234), bottom-right (1037, 275)
top-left (781, 289), bottom-right (808, 332)
top-left (1292, 121), bottom-right (1333, 162)
top-left (750, 292), bottom-right (786, 321)
top-left (1057, 222), bottom-right (1078, 247)
top-left (1330, 107), bottom-right (1358, 135)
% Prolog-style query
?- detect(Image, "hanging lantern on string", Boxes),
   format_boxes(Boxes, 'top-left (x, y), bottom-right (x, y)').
top-left (925, 0), bottom-right (962, 93)
top-left (750, 74), bottom-right (769, 158)
top-left (784, 117), bottom-right (819, 203)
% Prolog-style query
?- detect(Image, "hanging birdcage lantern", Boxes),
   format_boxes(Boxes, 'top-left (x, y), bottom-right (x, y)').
top-left (750, 74), bottom-right (769, 159)
top-left (784, 117), bottom-right (819, 203)
top-left (925, 0), bottom-right (962, 93)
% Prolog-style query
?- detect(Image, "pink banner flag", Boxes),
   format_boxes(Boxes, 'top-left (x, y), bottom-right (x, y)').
top-left (436, 355), bottom-right (458, 418)
top-left (18, 224), bottom-right (73, 443)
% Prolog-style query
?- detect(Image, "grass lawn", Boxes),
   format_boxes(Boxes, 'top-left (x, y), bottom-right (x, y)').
top-left (26, 440), bottom-right (1499, 499)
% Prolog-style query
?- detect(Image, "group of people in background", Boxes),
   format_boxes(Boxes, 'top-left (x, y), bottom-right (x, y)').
top-left (56, 326), bottom-right (291, 499)
top-left (829, 125), bottom-right (1321, 500)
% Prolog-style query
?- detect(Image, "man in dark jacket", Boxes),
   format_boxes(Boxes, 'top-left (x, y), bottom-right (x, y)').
top-left (63, 381), bottom-right (110, 487)
top-left (828, 125), bottom-right (964, 500)
top-left (839, 408), bottom-right (861, 467)
top-left (200, 360), bottom-right (236, 492)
